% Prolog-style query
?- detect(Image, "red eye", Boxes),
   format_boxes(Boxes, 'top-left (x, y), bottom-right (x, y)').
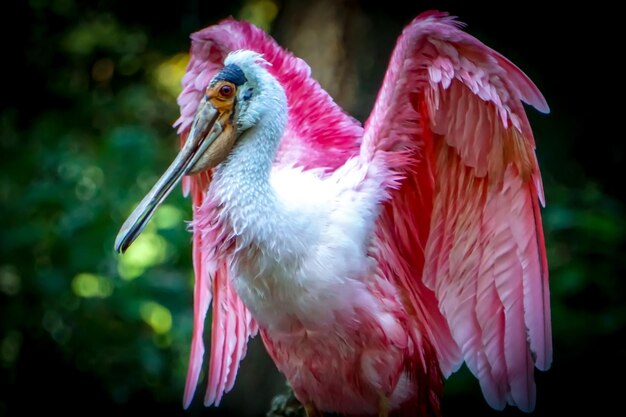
top-left (219, 84), bottom-right (234, 97)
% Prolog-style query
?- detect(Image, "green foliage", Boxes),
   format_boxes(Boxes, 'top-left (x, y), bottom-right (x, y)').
top-left (0, 1), bottom-right (200, 414)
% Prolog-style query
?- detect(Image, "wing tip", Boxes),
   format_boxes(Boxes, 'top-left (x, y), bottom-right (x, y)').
top-left (533, 98), bottom-right (550, 115)
top-left (190, 16), bottom-right (250, 41)
top-left (183, 358), bottom-right (201, 409)
top-left (183, 342), bottom-right (205, 409)
top-left (204, 391), bottom-right (217, 408)
top-left (182, 390), bottom-right (194, 410)
top-left (524, 80), bottom-right (550, 115)
top-left (416, 10), bottom-right (450, 20)
top-left (413, 10), bottom-right (466, 29)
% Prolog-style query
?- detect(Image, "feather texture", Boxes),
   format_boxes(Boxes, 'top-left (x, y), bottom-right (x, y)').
top-left (360, 11), bottom-right (551, 411)
top-left (174, 10), bottom-right (551, 415)
top-left (177, 18), bottom-right (361, 408)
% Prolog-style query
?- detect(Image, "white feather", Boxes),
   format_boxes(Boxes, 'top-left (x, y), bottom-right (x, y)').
top-left (210, 56), bottom-right (387, 333)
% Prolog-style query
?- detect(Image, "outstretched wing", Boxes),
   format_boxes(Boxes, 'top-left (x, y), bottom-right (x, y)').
top-left (175, 19), bottom-right (363, 407)
top-left (363, 12), bottom-right (551, 412)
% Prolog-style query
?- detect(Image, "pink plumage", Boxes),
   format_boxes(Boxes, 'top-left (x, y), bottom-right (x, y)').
top-left (173, 10), bottom-right (551, 416)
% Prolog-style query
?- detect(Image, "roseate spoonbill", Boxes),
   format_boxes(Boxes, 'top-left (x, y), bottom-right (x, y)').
top-left (115, 11), bottom-right (551, 417)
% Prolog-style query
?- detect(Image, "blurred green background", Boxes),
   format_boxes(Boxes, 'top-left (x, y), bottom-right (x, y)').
top-left (1, 1), bottom-right (622, 416)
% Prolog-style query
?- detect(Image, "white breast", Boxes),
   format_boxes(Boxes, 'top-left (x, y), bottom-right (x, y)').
top-left (228, 161), bottom-right (382, 333)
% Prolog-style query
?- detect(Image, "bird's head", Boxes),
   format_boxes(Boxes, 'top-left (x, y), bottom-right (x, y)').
top-left (114, 50), bottom-right (284, 253)
top-left (185, 50), bottom-right (277, 171)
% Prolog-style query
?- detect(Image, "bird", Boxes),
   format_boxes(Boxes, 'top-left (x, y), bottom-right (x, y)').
top-left (115, 10), bottom-right (551, 417)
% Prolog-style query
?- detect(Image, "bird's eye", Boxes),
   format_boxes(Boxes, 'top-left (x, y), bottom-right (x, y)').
top-left (219, 84), bottom-right (234, 97)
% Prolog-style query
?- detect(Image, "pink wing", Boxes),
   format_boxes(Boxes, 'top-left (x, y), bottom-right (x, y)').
top-left (362, 11), bottom-right (551, 412)
top-left (175, 19), bottom-right (363, 407)
top-left (182, 184), bottom-right (260, 408)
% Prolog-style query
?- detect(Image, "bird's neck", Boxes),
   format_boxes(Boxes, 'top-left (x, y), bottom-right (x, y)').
top-left (215, 114), bottom-right (279, 196)
top-left (212, 109), bottom-right (307, 256)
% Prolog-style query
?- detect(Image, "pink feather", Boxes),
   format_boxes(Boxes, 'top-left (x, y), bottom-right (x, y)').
top-left (360, 10), bottom-right (551, 412)
top-left (175, 10), bottom-right (551, 416)
top-left (177, 17), bottom-right (361, 407)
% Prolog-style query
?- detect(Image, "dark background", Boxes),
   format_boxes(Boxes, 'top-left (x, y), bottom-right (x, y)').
top-left (1, 1), bottom-right (622, 416)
